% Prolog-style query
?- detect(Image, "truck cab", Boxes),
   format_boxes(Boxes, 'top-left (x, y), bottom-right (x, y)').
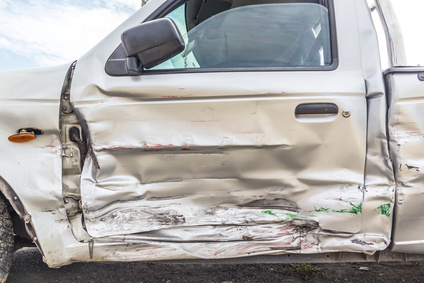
top-left (0, 0), bottom-right (423, 280)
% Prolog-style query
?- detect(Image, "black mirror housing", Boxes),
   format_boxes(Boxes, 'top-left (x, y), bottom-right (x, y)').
top-left (121, 18), bottom-right (185, 69)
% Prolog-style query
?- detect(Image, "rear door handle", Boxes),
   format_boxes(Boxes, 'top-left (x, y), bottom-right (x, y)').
top-left (295, 103), bottom-right (338, 116)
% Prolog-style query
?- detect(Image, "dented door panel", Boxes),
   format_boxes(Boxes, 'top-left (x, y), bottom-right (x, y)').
top-left (0, 65), bottom-right (90, 267)
top-left (73, 70), bottom-right (368, 254)
top-left (387, 68), bottom-right (424, 253)
top-left (63, 0), bottom-right (398, 261)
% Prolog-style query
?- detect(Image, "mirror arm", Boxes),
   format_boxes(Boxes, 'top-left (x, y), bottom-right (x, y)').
top-left (126, 57), bottom-right (142, 76)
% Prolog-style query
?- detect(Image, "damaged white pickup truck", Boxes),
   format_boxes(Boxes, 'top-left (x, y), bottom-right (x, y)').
top-left (0, 0), bottom-right (423, 280)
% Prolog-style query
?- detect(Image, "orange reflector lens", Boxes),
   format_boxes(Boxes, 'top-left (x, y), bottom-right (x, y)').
top-left (8, 133), bottom-right (36, 143)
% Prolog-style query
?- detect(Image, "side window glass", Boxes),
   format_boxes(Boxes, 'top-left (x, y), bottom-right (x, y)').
top-left (151, 0), bottom-right (332, 70)
top-left (150, 5), bottom-right (190, 69)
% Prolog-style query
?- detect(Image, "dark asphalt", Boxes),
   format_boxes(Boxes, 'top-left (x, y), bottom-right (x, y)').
top-left (6, 247), bottom-right (424, 283)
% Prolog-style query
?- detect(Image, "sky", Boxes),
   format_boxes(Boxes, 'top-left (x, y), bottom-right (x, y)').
top-left (0, 0), bottom-right (140, 71)
top-left (388, 0), bottom-right (424, 66)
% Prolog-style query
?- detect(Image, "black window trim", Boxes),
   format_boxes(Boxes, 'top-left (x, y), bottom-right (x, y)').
top-left (105, 0), bottom-right (338, 76)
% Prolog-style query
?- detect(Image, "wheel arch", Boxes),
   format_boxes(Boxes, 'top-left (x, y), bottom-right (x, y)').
top-left (0, 176), bottom-right (36, 249)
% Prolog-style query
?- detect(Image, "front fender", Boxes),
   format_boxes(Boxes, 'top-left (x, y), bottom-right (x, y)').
top-left (0, 64), bottom-right (89, 266)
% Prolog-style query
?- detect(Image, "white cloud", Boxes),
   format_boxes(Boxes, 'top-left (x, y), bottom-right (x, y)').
top-left (107, 0), bottom-right (141, 11)
top-left (0, 0), bottom-right (138, 67)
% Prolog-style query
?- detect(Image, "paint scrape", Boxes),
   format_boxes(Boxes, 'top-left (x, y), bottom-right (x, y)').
top-left (374, 203), bottom-right (391, 217)
top-left (261, 210), bottom-right (280, 220)
top-left (334, 203), bottom-right (362, 214)
top-left (314, 207), bottom-right (330, 213)
top-left (351, 238), bottom-right (374, 246)
top-left (261, 210), bottom-right (301, 221)
top-left (313, 203), bottom-right (362, 214)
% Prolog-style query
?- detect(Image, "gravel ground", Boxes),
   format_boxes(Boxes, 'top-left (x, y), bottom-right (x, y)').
top-left (6, 247), bottom-right (424, 283)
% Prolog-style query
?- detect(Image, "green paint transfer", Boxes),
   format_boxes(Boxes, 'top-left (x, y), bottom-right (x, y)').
top-left (334, 203), bottom-right (362, 215)
top-left (350, 203), bottom-right (362, 214)
top-left (374, 203), bottom-right (391, 217)
top-left (261, 210), bottom-right (281, 220)
top-left (312, 203), bottom-right (362, 215)
top-left (261, 210), bottom-right (301, 220)
top-left (314, 207), bottom-right (330, 213)
top-left (285, 213), bottom-right (299, 219)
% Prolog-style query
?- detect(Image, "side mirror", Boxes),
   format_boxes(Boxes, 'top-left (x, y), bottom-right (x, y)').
top-left (121, 18), bottom-right (185, 70)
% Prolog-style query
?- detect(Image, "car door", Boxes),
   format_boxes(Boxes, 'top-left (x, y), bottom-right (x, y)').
top-left (377, 0), bottom-right (424, 254)
top-left (387, 68), bottom-right (424, 253)
top-left (70, 0), bottom-right (371, 257)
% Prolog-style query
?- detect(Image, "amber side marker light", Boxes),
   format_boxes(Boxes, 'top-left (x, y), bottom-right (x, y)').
top-left (8, 133), bottom-right (36, 143)
top-left (8, 128), bottom-right (43, 143)
top-left (8, 128), bottom-right (44, 143)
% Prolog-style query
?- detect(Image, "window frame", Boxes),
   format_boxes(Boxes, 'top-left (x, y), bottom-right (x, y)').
top-left (105, 0), bottom-right (338, 76)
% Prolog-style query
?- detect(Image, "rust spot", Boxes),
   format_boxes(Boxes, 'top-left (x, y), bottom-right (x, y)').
top-left (225, 227), bottom-right (238, 231)
top-left (405, 131), bottom-right (423, 137)
top-left (36, 145), bottom-right (56, 149)
top-left (100, 144), bottom-right (136, 151)
top-left (141, 144), bottom-right (174, 149)
top-left (151, 144), bottom-right (174, 148)
top-left (135, 245), bottom-right (161, 252)
top-left (161, 94), bottom-right (192, 98)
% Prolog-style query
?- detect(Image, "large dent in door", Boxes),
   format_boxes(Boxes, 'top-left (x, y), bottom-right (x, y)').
top-left (387, 69), bottom-right (424, 253)
top-left (79, 93), bottom-right (367, 239)
top-left (77, 86), bottom-right (391, 258)
top-left (69, 0), bottom-right (395, 262)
